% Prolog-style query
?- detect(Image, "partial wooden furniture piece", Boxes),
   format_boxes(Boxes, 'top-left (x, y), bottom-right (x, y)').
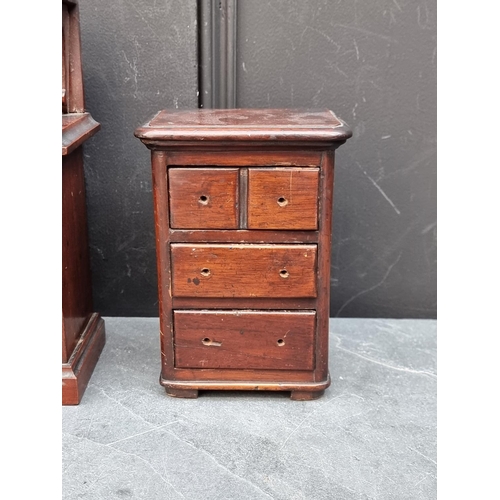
top-left (62, 0), bottom-right (105, 405)
top-left (135, 109), bottom-right (351, 400)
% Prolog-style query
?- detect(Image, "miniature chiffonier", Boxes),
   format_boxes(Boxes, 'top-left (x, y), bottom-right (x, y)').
top-left (134, 109), bottom-right (351, 400)
top-left (62, 0), bottom-right (105, 404)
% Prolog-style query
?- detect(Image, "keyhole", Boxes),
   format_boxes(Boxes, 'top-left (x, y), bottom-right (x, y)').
top-left (277, 339), bottom-right (285, 346)
top-left (280, 269), bottom-right (289, 278)
top-left (277, 197), bottom-right (288, 207)
top-left (199, 195), bottom-right (209, 205)
top-left (201, 268), bottom-right (211, 277)
top-left (202, 337), bottom-right (222, 347)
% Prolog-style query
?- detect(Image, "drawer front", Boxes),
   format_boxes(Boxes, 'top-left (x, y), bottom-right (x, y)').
top-left (168, 168), bottom-right (239, 229)
top-left (174, 310), bottom-right (316, 370)
top-left (248, 168), bottom-right (319, 230)
top-left (171, 243), bottom-right (317, 298)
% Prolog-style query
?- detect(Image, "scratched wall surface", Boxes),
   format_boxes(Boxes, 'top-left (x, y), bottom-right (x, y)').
top-left (77, 1), bottom-right (435, 318)
top-left (237, 0), bottom-right (436, 318)
top-left (78, 0), bottom-right (198, 315)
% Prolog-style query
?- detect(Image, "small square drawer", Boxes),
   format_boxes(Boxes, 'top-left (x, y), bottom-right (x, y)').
top-left (168, 168), bottom-right (239, 229)
top-left (248, 168), bottom-right (319, 230)
top-left (173, 310), bottom-right (316, 370)
top-left (171, 243), bottom-right (317, 298)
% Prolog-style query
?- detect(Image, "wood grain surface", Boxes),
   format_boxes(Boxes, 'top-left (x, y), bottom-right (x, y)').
top-left (62, 148), bottom-right (93, 362)
top-left (248, 167), bottom-right (319, 229)
top-left (171, 243), bottom-right (317, 298)
top-left (166, 150), bottom-right (322, 167)
top-left (168, 168), bottom-right (239, 229)
top-left (173, 310), bottom-right (315, 370)
top-left (169, 229), bottom-right (318, 244)
top-left (135, 108), bottom-right (352, 143)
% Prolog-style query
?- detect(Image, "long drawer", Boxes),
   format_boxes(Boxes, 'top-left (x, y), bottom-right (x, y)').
top-left (173, 310), bottom-right (316, 370)
top-left (170, 243), bottom-right (317, 298)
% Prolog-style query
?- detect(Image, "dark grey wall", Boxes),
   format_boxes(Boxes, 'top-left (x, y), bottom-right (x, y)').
top-left (236, 0), bottom-right (436, 318)
top-left (77, 0), bottom-right (436, 318)
top-left (79, 0), bottom-right (198, 316)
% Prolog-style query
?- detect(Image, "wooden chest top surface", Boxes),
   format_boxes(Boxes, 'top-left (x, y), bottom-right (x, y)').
top-left (134, 108), bottom-right (352, 143)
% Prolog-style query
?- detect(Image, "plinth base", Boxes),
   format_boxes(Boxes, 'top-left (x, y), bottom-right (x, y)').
top-left (62, 314), bottom-right (105, 405)
top-left (161, 373), bottom-right (331, 400)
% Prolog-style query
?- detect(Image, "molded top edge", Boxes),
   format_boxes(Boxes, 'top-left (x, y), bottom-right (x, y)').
top-left (134, 108), bottom-right (352, 143)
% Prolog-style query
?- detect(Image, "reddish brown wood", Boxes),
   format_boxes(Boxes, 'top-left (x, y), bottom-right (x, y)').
top-left (171, 244), bottom-right (317, 298)
top-left (62, 0), bottom-right (104, 405)
top-left (165, 387), bottom-right (199, 398)
top-left (135, 108), bottom-right (351, 400)
top-left (151, 151), bottom-right (175, 381)
top-left (62, 314), bottom-right (106, 405)
top-left (161, 377), bottom-right (331, 391)
top-left (62, 148), bottom-right (93, 362)
top-left (290, 390), bottom-right (325, 401)
top-left (62, 3), bottom-right (69, 113)
top-left (173, 310), bottom-right (315, 370)
top-left (135, 109), bottom-right (351, 144)
top-left (168, 168), bottom-right (239, 229)
top-left (169, 367), bottom-right (317, 383)
top-left (172, 297), bottom-right (317, 310)
top-left (62, 1), bottom-right (85, 113)
top-left (248, 168), bottom-right (319, 230)
top-left (145, 140), bottom-right (346, 151)
top-left (62, 145), bottom-right (105, 404)
top-left (315, 151), bottom-right (335, 382)
top-left (62, 113), bottom-right (100, 155)
top-left (169, 229), bottom-right (318, 243)
top-left (166, 150), bottom-right (322, 167)
top-left (62, 21), bottom-right (67, 110)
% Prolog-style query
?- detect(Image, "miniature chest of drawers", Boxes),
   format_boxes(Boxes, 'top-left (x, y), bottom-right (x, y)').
top-left (135, 109), bottom-right (351, 400)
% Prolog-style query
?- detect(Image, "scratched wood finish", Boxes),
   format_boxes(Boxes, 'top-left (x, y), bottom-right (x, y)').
top-left (169, 229), bottom-right (318, 243)
top-left (62, 0), bottom-right (84, 113)
top-left (168, 168), bottom-right (239, 229)
top-left (166, 150), bottom-right (322, 167)
top-left (135, 108), bottom-right (352, 144)
top-left (62, 149), bottom-right (93, 362)
top-left (151, 151), bottom-right (174, 379)
top-left (144, 140), bottom-right (346, 151)
top-left (135, 108), bottom-right (352, 399)
top-left (168, 368), bottom-right (317, 383)
top-left (248, 168), bottom-right (319, 230)
top-left (162, 377), bottom-right (331, 399)
top-left (315, 151), bottom-right (335, 382)
top-left (171, 243), bottom-right (317, 298)
top-left (62, 313), bottom-right (106, 405)
top-left (62, 113), bottom-right (100, 155)
top-left (172, 297), bottom-right (317, 310)
top-left (173, 310), bottom-right (315, 370)
top-left (62, 0), bottom-right (105, 405)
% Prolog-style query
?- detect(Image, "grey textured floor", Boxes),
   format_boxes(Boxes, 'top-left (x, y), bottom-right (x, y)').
top-left (62, 318), bottom-right (436, 500)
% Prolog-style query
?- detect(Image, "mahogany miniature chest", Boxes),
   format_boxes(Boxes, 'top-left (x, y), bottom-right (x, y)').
top-left (135, 109), bottom-right (351, 400)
